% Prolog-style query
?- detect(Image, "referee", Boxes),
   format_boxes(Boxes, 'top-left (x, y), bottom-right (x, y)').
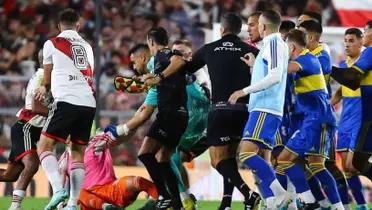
top-left (145, 13), bottom-right (260, 210)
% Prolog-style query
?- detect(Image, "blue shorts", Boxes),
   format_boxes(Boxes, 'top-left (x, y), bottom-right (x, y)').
top-left (354, 121), bottom-right (372, 154)
top-left (242, 111), bottom-right (282, 150)
top-left (337, 121), bottom-right (361, 152)
top-left (285, 115), bottom-right (331, 158)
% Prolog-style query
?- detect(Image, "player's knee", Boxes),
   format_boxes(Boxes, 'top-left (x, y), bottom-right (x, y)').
top-left (37, 136), bottom-right (56, 154)
top-left (24, 163), bottom-right (39, 175)
top-left (325, 160), bottom-right (343, 179)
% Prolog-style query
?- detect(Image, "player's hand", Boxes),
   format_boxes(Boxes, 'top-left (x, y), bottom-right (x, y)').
top-left (228, 90), bottom-right (246, 104)
top-left (144, 75), bottom-right (161, 86)
top-left (35, 86), bottom-right (46, 101)
top-left (240, 53), bottom-right (256, 67)
top-left (104, 124), bottom-right (119, 140)
top-left (93, 133), bottom-right (115, 153)
top-left (141, 73), bottom-right (155, 82)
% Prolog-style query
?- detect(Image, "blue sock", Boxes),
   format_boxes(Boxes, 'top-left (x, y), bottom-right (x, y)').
top-left (347, 175), bottom-right (366, 205)
top-left (283, 163), bottom-right (310, 193)
top-left (256, 175), bottom-right (274, 198)
top-left (276, 173), bottom-right (287, 189)
top-left (308, 176), bottom-right (326, 201)
top-left (242, 154), bottom-right (276, 196)
top-left (313, 169), bottom-right (341, 204)
top-left (335, 178), bottom-right (349, 205)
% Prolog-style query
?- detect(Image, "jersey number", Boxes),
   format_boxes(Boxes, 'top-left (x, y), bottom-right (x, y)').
top-left (71, 45), bottom-right (88, 69)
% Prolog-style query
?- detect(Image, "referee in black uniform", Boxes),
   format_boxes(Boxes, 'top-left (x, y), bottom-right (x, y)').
top-left (145, 13), bottom-right (260, 210)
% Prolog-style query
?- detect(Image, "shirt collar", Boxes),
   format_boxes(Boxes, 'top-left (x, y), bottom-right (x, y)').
top-left (299, 48), bottom-right (310, 55)
top-left (310, 44), bottom-right (323, 55)
top-left (263, 33), bottom-right (281, 43)
top-left (58, 30), bottom-right (80, 38)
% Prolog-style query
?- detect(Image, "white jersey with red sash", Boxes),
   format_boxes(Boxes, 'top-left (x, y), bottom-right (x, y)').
top-left (43, 30), bottom-right (96, 108)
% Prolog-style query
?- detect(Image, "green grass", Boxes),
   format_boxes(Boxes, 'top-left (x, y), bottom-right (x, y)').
top-left (0, 197), bottom-right (370, 209)
top-left (0, 197), bottom-right (244, 210)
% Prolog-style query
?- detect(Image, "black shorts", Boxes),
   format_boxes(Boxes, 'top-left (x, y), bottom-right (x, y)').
top-left (206, 102), bottom-right (249, 146)
top-left (9, 120), bottom-right (42, 162)
top-left (147, 109), bottom-right (188, 148)
top-left (179, 136), bottom-right (209, 160)
top-left (42, 102), bottom-right (96, 145)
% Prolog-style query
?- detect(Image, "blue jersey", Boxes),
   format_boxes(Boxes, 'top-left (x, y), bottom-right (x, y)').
top-left (311, 45), bottom-right (332, 98)
top-left (339, 58), bottom-right (362, 131)
top-left (248, 33), bottom-right (289, 116)
top-left (292, 49), bottom-right (333, 124)
top-left (352, 47), bottom-right (372, 121)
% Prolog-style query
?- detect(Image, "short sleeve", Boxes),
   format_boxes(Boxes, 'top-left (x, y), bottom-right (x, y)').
top-left (43, 40), bottom-right (54, 65)
top-left (353, 47), bottom-right (372, 74)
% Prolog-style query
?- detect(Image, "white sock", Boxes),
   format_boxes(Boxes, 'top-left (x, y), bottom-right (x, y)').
top-left (40, 151), bottom-right (63, 193)
top-left (319, 199), bottom-right (331, 208)
top-left (331, 202), bottom-right (345, 210)
top-left (299, 190), bottom-right (316, 204)
top-left (343, 204), bottom-right (351, 210)
top-left (269, 179), bottom-right (286, 195)
top-left (116, 124), bottom-right (130, 136)
top-left (67, 162), bottom-right (85, 207)
top-left (10, 190), bottom-right (25, 208)
top-left (287, 178), bottom-right (298, 210)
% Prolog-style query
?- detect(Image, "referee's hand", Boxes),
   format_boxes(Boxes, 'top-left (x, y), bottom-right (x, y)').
top-left (240, 53), bottom-right (256, 67)
top-left (228, 90), bottom-right (245, 104)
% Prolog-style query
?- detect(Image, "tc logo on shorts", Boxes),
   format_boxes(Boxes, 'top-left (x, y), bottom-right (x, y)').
top-left (158, 129), bottom-right (168, 138)
top-left (220, 136), bottom-right (231, 142)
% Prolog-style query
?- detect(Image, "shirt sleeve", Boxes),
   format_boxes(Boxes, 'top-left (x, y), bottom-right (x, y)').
top-left (43, 40), bottom-right (54, 65)
top-left (184, 46), bottom-right (206, 73)
top-left (87, 45), bottom-right (95, 73)
top-left (353, 47), bottom-right (372, 74)
top-left (242, 39), bottom-right (287, 95)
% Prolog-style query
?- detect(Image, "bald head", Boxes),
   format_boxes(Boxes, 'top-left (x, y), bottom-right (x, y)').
top-left (258, 10), bottom-right (281, 37)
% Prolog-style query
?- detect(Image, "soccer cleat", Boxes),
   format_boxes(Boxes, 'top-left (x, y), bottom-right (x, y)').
top-left (8, 206), bottom-right (21, 210)
top-left (62, 206), bottom-right (77, 210)
top-left (182, 197), bottom-right (196, 210)
top-left (44, 189), bottom-right (69, 210)
top-left (355, 205), bottom-right (369, 210)
top-left (300, 202), bottom-right (321, 210)
top-left (156, 197), bottom-right (172, 210)
top-left (102, 203), bottom-right (122, 210)
top-left (244, 191), bottom-right (261, 210)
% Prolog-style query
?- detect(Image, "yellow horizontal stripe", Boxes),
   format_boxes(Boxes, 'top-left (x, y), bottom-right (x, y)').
top-left (341, 85), bottom-right (361, 97)
top-left (361, 70), bottom-right (372, 86)
top-left (294, 74), bottom-right (327, 94)
top-left (352, 65), bottom-right (365, 74)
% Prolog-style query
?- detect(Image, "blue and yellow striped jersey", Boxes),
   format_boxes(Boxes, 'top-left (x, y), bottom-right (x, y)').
top-left (352, 47), bottom-right (372, 121)
top-left (292, 49), bottom-right (334, 124)
top-left (310, 45), bottom-right (332, 98)
top-left (338, 57), bottom-right (361, 132)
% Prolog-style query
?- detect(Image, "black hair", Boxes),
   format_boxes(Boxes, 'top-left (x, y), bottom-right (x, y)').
top-left (261, 10), bottom-right (281, 26)
top-left (280, 20), bottom-right (296, 33)
top-left (221, 13), bottom-right (242, 35)
top-left (287, 29), bottom-right (307, 47)
top-left (345, 28), bottom-right (363, 39)
top-left (366, 20), bottom-right (372, 29)
top-left (147, 27), bottom-right (169, 46)
top-left (299, 20), bottom-right (323, 34)
top-left (59, 8), bottom-right (80, 26)
top-left (301, 11), bottom-right (322, 23)
top-left (129, 44), bottom-right (150, 56)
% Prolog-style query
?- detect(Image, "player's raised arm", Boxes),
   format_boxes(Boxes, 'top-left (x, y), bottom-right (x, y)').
top-left (331, 66), bottom-right (362, 90)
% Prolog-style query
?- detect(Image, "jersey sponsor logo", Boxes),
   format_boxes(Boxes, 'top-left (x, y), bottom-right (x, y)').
top-left (222, 42), bottom-right (234, 47)
top-left (220, 136), bottom-right (231, 142)
top-left (214, 46), bottom-right (242, 52)
top-left (158, 129), bottom-right (168, 138)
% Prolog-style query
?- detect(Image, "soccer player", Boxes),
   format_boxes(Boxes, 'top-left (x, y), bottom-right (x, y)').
top-left (331, 28), bottom-right (368, 210)
top-left (58, 133), bottom-right (158, 210)
top-left (1, 50), bottom-right (48, 210)
top-left (227, 10), bottom-right (288, 209)
top-left (331, 20), bottom-right (372, 178)
top-left (298, 20), bottom-right (347, 209)
top-left (145, 13), bottom-right (261, 210)
top-left (276, 29), bottom-right (344, 210)
top-left (279, 20), bottom-right (296, 41)
top-left (35, 9), bottom-right (96, 210)
top-left (247, 11), bottom-right (263, 48)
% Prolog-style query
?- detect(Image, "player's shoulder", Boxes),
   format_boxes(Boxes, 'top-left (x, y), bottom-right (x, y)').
top-left (361, 46), bottom-right (372, 56)
top-left (339, 59), bottom-right (347, 68)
